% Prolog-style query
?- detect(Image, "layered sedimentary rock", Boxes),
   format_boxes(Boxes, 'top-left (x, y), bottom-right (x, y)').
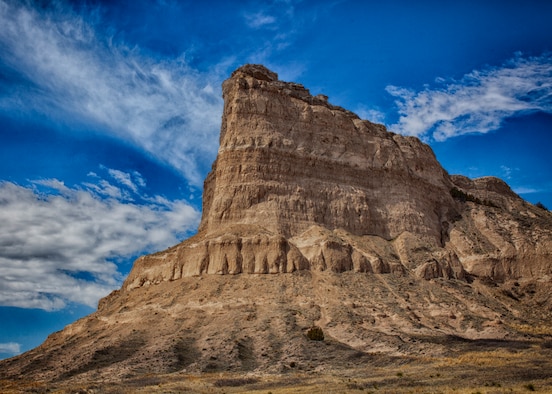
top-left (125, 64), bottom-right (552, 289)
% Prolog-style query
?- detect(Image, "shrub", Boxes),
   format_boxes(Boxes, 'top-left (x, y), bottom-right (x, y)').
top-left (450, 187), bottom-right (468, 202)
top-left (536, 201), bottom-right (548, 211)
top-left (450, 187), bottom-right (498, 208)
top-left (306, 326), bottom-right (324, 341)
top-left (450, 187), bottom-right (482, 204)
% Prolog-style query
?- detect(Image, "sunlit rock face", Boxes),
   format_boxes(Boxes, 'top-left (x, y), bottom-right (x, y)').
top-left (124, 64), bottom-right (552, 288)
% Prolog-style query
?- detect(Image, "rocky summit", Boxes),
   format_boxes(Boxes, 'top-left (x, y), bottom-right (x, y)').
top-left (2, 65), bottom-right (552, 391)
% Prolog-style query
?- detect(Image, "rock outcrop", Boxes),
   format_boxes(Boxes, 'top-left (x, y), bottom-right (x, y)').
top-left (2, 64), bottom-right (552, 386)
top-left (124, 64), bottom-right (552, 289)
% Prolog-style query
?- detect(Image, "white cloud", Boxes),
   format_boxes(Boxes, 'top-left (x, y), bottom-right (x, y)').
top-left (106, 168), bottom-right (145, 194)
top-left (0, 173), bottom-right (200, 311)
top-left (387, 53), bottom-right (552, 141)
top-left (0, 0), bottom-right (224, 186)
top-left (240, 1), bottom-right (309, 69)
top-left (500, 165), bottom-right (517, 180)
top-left (354, 105), bottom-right (387, 124)
top-left (244, 11), bottom-right (277, 28)
top-left (108, 169), bottom-right (137, 192)
top-left (0, 342), bottom-right (21, 356)
top-left (82, 179), bottom-right (126, 200)
top-left (514, 186), bottom-right (539, 195)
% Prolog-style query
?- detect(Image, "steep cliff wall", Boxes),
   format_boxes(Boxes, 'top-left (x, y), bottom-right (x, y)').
top-left (124, 64), bottom-right (552, 289)
top-left (201, 64), bottom-right (455, 240)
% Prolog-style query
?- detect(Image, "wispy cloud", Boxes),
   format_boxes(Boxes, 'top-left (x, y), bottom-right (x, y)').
top-left (500, 165), bottom-right (517, 180)
top-left (354, 105), bottom-right (387, 125)
top-left (387, 53), bottom-right (552, 141)
top-left (0, 0), bottom-right (224, 186)
top-left (106, 168), bottom-right (145, 195)
top-left (513, 186), bottom-right (539, 195)
top-left (0, 169), bottom-right (200, 311)
top-left (240, 1), bottom-right (308, 75)
top-left (244, 11), bottom-right (277, 28)
top-left (0, 342), bottom-right (21, 356)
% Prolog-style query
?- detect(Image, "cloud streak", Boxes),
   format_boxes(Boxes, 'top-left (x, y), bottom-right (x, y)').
top-left (0, 342), bottom-right (21, 356)
top-left (244, 11), bottom-right (277, 29)
top-left (514, 186), bottom-right (539, 195)
top-left (0, 0), bottom-right (224, 185)
top-left (0, 169), bottom-right (200, 311)
top-left (387, 53), bottom-right (552, 141)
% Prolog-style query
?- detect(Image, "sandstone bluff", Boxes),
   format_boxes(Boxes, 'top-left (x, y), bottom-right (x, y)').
top-left (127, 64), bottom-right (550, 284)
top-left (2, 65), bottom-right (552, 389)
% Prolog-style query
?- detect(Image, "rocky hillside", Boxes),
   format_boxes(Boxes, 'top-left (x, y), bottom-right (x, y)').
top-left (2, 64), bottom-right (551, 387)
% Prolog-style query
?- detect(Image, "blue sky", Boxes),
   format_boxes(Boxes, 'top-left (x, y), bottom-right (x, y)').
top-left (1, 0), bottom-right (551, 359)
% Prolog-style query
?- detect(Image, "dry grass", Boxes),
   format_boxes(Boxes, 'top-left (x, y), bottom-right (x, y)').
top-left (510, 323), bottom-right (552, 336)
top-left (438, 347), bottom-right (535, 367)
top-left (4, 350), bottom-right (552, 394)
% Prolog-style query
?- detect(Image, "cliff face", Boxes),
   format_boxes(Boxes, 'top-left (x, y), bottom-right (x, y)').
top-left (3, 65), bottom-right (552, 385)
top-left (124, 64), bottom-right (551, 288)
top-left (448, 175), bottom-right (552, 280)
top-left (201, 65), bottom-right (454, 240)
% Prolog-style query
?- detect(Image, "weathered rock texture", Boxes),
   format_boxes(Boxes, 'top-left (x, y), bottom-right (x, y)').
top-left (2, 64), bottom-right (552, 386)
top-left (125, 64), bottom-right (551, 288)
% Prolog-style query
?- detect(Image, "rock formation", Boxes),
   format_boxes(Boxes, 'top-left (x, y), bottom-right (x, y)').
top-left (125, 64), bottom-right (551, 288)
top-left (2, 64), bottom-right (552, 386)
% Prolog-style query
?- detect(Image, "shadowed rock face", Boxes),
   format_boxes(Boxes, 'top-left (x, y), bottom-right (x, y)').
top-left (124, 64), bottom-right (551, 288)
top-left (3, 65), bottom-right (552, 385)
